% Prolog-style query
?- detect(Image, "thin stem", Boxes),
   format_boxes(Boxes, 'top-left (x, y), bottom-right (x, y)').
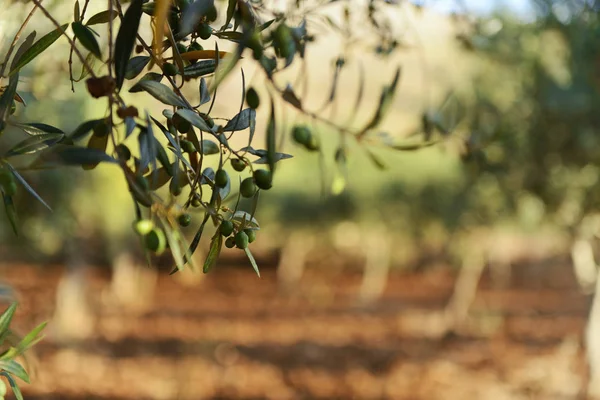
top-left (0, 2), bottom-right (40, 78)
top-left (69, 0), bottom-right (90, 92)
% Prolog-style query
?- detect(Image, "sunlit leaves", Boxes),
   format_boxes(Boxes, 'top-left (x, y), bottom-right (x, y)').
top-left (114, 0), bottom-right (144, 90)
top-left (9, 24), bottom-right (68, 76)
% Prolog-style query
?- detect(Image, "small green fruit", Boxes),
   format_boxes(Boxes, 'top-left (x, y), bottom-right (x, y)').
top-left (176, 42), bottom-right (188, 55)
top-left (178, 213), bottom-right (192, 227)
top-left (215, 169), bottom-right (228, 188)
top-left (196, 23), bottom-right (212, 40)
top-left (292, 125), bottom-right (311, 145)
top-left (116, 144), bottom-right (131, 161)
top-left (170, 178), bottom-right (183, 196)
top-left (246, 87), bottom-right (260, 109)
top-left (188, 41), bottom-right (203, 52)
top-left (205, 5), bottom-right (218, 22)
top-left (235, 231), bottom-right (249, 249)
top-left (225, 236), bottom-right (236, 248)
top-left (305, 135), bottom-right (319, 151)
top-left (231, 158), bottom-right (246, 172)
top-left (133, 219), bottom-right (154, 236)
top-left (253, 169), bottom-right (272, 190)
top-left (240, 177), bottom-right (257, 198)
top-left (173, 113), bottom-right (192, 133)
top-left (180, 139), bottom-right (196, 153)
top-left (163, 62), bottom-right (178, 76)
top-left (145, 228), bottom-right (167, 254)
top-left (244, 229), bottom-right (256, 243)
top-left (219, 220), bottom-right (234, 237)
top-left (191, 196), bottom-right (202, 207)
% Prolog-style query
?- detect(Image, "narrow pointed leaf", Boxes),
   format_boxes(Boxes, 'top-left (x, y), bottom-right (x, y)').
top-left (86, 10), bottom-right (118, 25)
top-left (6, 133), bottom-right (64, 157)
top-left (9, 24), bottom-right (69, 76)
top-left (77, 52), bottom-right (96, 81)
top-left (74, 0), bottom-right (81, 22)
top-left (266, 99), bottom-right (276, 172)
top-left (55, 145), bottom-right (116, 166)
top-left (223, 108), bottom-right (255, 132)
top-left (1, 371), bottom-right (23, 400)
top-left (4, 164), bottom-right (52, 211)
top-left (69, 119), bottom-right (104, 140)
top-left (16, 321), bottom-right (46, 355)
top-left (125, 56), bottom-right (150, 80)
top-left (175, 109), bottom-right (212, 131)
top-left (223, 0), bottom-right (237, 31)
top-left (281, 85), bottom-right (303, 110)
top-left (0, 304), bottom-right (17, 339)
top-left (199, 140), bottom-right (219, 154)
top-left (114, 0), bottom-right (144, 90)
top-left (244, 247), bottom-right (260, 278)
top-left (203, 232), bottom-right (222, 273)
top-left (253, 152), bottom-right (292, 164)
top-left (359, 67), bottom-right (401, 136)
top-left (15, 123), bottom-right (63, 136)
top-left (130, 80), bottom-right (187, 107)
top-left (199, 77), bottom-right (211, 105)
top-left (128, 72), bottom-right (163, 92)
top-left (0, 75), bottom-right (18, 123)
top-left (181, 0), bottom-right (215, 35)
top-left (210, 45), bottom-right (242, 91)
top-left (9, 32), bottom-right (36, 73)
top-left (72, 22), bottom-right (102, 58)
top-left (182, 59), bottom-right (217, 78)
top-left (0, 360), bottom-right (29, 383)
top-left (2, 195), bottom-right (18, 236)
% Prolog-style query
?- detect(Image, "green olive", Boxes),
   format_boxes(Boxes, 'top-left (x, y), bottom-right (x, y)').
top-left (196, 23), bottom-right (212, 40)
top-left (163, 62), bottom-right (178, 76)
top-left (240, 177), bottom-right (257, 198)
top-left (177, 213), bottom-right (192, 227)
top-left (244, 229), bottom-right (256, 243)
top-left (188, 41), bottom-right (203, 52)
top-left (205, 5), bottom-right (218, 22)
top-left (176, 42), bottom-right (188, 55)
top-left (253, 169), bottom-right (272, 190)
top-left (116, 144), bottom-right (131, 161)
top-left (292, 125), bottom-right (311, 145)
top-left (215, 169), bottom-right (228, 188)
top-left (230, 158), bottom-right (246, 172)
top-left (173, 113), bottom-right (192, 133)
top-left (169, 177), bottom-right (183, 196)
top-left (305, 135), bottom-right (319, 151)
top-left (180, 139), bottom-right (196, 153)
top-left (133, 219), bottom-right (154, 236)
top-left (144, 228), bottom-right (167, 254)
top-left (225, 236), bottom-right (236, 248)
top-left (191, 195), bottom-right (202, 207)
top-left (234, 231), bottom-right (249, 249)
top-left (219, 220), bottom-right (234, 237)
top-left (246, 87), bottom-right (260, 109)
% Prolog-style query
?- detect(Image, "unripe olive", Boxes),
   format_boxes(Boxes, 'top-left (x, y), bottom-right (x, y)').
top-left (116, 144), bottom-right (131, 161)
top-left (225, 236), bottom-right (236, 248)
top-left (246, 87), bottom-right (260, 109)
top-left (196, 23), bottom-right (212, 40)
top-left (180, 139), bottom-right (196, 153)
top-left (240, 177), bottom-right (257, 198)
top-left (176, 42), bottom-right (188, 55)
top-left (191, 195), bottom-right (202, 207)
top-left (163, 62), bottom-right (178, 76)
top-left (133, 219), bottom-right (154, 236)
top-left (244, 229), bottom-right (256, 243)
top-left (205, 5), bottom-right (218, 22)
top-left (188, 42), bottom-right (203, 52)
top-left (145, 228), bottom-right (167, 254)
top-left (173, 113), bottom-right (192, 133)
top-left (234, 231), bottom-right (249, 249)
top-left (253, 169), bottom-right (272, 190)
top-left (230, 158), bottom-right (246, 172)
top-left (177, 213), bottom-right (192, 227)
top-left (219, 220), bottom-right (234, 236)
top-left (215, 169), bottom-right (228, 188)
top-left (305, 135), bottom-right (319, 151)
top-left (169, 177), bottom-right (182, 196)
top-left (292, 125), bottom-right (310, 145)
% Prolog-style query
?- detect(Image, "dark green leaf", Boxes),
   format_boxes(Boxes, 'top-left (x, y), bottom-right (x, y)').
top-left (258, 19), bottom-right (275, 31)
top-left (47, 145), bottom-right (117, 166)
top-left (232, 210), bottom-right (259, 229)
top-left (253, 152), bottom-right (292, 164)
top-left (203, 231), bottom-right (222, 273)
top-left (266, 99), bottom-right (276, 172)
top-left (244, 247), bottom-right (260, 278)
top-left (153, 137), bottom-right (171, 170)
top-left (9, 32), bottom-right (36, 73)
top-left (4, 164), bottom-right (52, 211)
top-left (16, 123), bottom-right (63, 136)
top-left (146, 166), bottom-right (171, 190)
top-left (130, 81), bottom-right (188, 108)
top-left (199, 77), bottom-right (211, 105)
top-left (359, 67), bottom-right (401, 136)
top-left (364, 147), bottom-right (387, 170)
top-left (281, 85), bottom-right (303, 110)
top-left (125, 56), bottom-right (150, 80)
top-left (2, 195), bottom-right (18, 236)
top-left (128, 72), bottom-right (163, 93)
top-left (222, 108), bottom-right (255, 132)
top-left (0, 360), bottom-right (29, 383)
top-left (86, 10), bottom-right (118, 25)
top-left (15, 321), bottom-right (46, 355)
top-left (175, 109), bottom-right (213, 131)
top-left (182, 59), bottom-right (217, 78)
top-left (114, 0), bottom-right (144, 90)
top-left (69, 118), bottom-right (104, 141)
top-left (9, 24), bottom-right (69, 76)
top-left (1, 371), bottom-right (23, 400)
top-left (5, 133), bottom-right (64, 157)
top-left (213, 31), bottom-right (243, 41)
top-left (181, 0), bottom-right (215, 35)
top-left (74, 0), bottom-right (81, 22)
top-left (199, 140), bottom-right (219, 155)
top-left (151, 117), bottom-right (195, 171)
top-left (0, 304), bottom-right (17, 341)
top-left (223, 0), bottom-right (237, 30)
top-left (72, 22), bottom-right (102, 59)
top-left (0, 74), bottom-right (18, 123)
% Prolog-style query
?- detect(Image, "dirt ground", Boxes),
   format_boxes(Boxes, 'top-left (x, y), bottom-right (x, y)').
top-left (0, 258), bottom-right (594, 400)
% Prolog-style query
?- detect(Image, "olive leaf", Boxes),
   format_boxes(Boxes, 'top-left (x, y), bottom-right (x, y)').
top-left (130, 80), bottom-right (188, 108)
top-left (86, 10), bottom-right (118, 25)
top-left (2, 195), bottom-right (18, 236)
top-left (0, 304), bottom-right (17, 340)
top-left (128, 72), bottom-right (163, 92)
top-left (160, 218), bottom-right (187, 273)
top-left (175, 109), bottom-right (213, 131)
top-left (266, 99), bottom-right (276, 172)
top-left (359, 67), bottom-right (401, 136)
top-left (210, 44), bottom-right (242, 91)
top-left (13, 321), bottom-right (46, 356)
top-left (222, 108), bottom-right (255, 132)
top-left (71, 22), bottom-right (102, 59)
top-left (151, 117), bottom-right (195, 172)
top-left (171, 213), bottom-right (210, 275)
top-left (390, 139), bottom-right (439, 151)
top-left (244, 247), bottom-right (260, 278)
top-left (182, 59), bottom-right (217, 78)
top-left (203, 231), bottom-right (222, 273)
top-left (9, 24), bottom-right (68, 76)
top-left (1, 371), bottom-right (23, 400)
top-left (181, 0), bottom-right (215, 35)
top-left (114, 0), bottom-right (144, 90)
top-left (199, 77), bottom-right (211, 105)
top-left (14, 123), bottom-right (63, 136)
top-left (364, 147), bottom-right (387, 170)
top-left (125, 56), bottom-right (150, 80)
top-left (5, 132), bottom-right (64, 157)
top-left (281, 85), bottom-right (303, 110)
top-left (0, 74), bottom-right (19, 124)
top-left (199, 140), bottom-right (220, 154)
top-left (49, 145), bottom-right (117, 166)
top-left (145, 166), bottom-right (171, 190)
top-left (0, 360), bottom-right (29, 384)
top-left (4, 163), bottom-right (52, 211)
top-left (69, 118), bottom-right (104, 141)
top-left (223, 0), bottom-right (237, 31)
top-left (74, 0), bottom-right (81, 22)
top-left (9, 32), bottom-right (36, 73)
